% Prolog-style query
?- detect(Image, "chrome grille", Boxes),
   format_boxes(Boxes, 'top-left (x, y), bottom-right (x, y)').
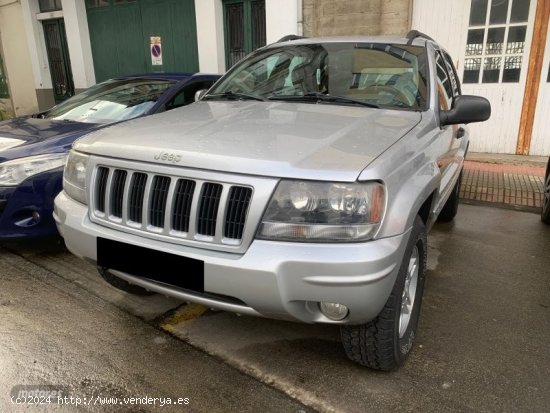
top-left (95, 167), bottom-right (109, 213)
top-left (92, 166), bottom-right (253, 245)
top-left (172, 179), bottom-right (195, 232)
top-left (110, 169), bottom-right (127, 218)
top-left (128, 173), bottom-right (147, 223)
top-left (197, 183), bottom-right (223, 236)
top-left (224, 186), bottom-right (253, 240)
top-left (149, 175), bottom-right (170, 228)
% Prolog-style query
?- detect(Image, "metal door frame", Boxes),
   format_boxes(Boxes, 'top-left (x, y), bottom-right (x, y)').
top-left (223, 0), bottom-right (266, 69)
top-left (43, 18), bottom-right (75, 103)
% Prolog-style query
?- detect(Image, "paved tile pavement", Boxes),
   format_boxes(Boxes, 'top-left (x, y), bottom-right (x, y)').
top-left (461, 159), bottom-right (546, 210)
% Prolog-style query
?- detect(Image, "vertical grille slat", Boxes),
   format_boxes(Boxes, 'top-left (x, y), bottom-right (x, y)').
top-left (197, 183), bottom-right (223, 236)
top-left (95, 167), bottom-right (109, 213)
top-left (110, 170), bottom-right (127, 218)
top-left (128, 173), bottom-right (147, 223)
top-left (149, 175), bottom-right (171, 228)
top-left (172, 179), bottom-right (196, 232)
top-left (224, 186), bottom-right (252, 240)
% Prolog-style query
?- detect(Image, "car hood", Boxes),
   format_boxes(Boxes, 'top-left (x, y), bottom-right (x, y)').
top-left (75, 101), bottom-right (422, 181)
top-left (0, 116), bottom-right (100, 160)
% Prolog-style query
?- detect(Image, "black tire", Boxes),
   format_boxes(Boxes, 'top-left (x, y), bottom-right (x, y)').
top-left (340, 215), bottom-right (427, 371)
top-left (98, 267), bottom-right (154, 296)
top-left (542, 169), bottom-right (550, 225)
top-left (437, 170), bottom-right (463, 223)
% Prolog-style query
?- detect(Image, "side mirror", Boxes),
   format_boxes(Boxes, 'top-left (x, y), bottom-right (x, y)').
top-left (194, 89), bottom-right (208, 102)
top-left (440, 95), bottom-right (491, 126)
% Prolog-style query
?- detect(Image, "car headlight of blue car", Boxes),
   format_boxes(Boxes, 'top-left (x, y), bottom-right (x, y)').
top-left (0, 153), bottom-right (67, 186)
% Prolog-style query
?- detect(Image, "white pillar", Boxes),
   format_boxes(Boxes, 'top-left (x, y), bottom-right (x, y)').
top-left (20, 0), bottom-right (52, 90)
top-left (61, 0), bottom-right (95, 88)
top-left (265, 0), bottom-right (299, 44)
top-left (195, 0), bottom-right (226, 73)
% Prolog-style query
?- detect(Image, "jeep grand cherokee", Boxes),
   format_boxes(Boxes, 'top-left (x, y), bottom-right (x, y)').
top-left (54, 32), bottom-right (490, 370)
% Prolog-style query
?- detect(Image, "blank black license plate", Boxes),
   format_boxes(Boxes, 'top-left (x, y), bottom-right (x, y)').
top-left (97, 238), bottom-right (204, 293)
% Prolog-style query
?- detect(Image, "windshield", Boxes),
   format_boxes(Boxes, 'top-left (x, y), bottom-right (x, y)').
top-left (208, 42), bottom-right (428, 110)
top-left (44, 78), bottom-right (175, 124)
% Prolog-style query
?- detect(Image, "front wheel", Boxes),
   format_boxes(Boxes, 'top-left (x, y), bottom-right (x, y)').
top-left (340, 215), bottom-right (427, 370)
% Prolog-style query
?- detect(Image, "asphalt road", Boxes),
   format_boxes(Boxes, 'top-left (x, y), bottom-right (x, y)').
top-left (1, 204), bottom-right (549, 412)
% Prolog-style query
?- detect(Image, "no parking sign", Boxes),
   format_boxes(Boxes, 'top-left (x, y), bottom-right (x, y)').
top-left (150, 36), bottom-right (162, 66)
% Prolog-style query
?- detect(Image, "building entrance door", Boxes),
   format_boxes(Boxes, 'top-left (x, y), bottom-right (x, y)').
top-left (224, 0), bottom-right (266, 68)
top-left (43, 18), bottom-right (74, 103)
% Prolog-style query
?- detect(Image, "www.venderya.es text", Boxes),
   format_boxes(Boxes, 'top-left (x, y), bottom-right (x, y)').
top-left (12, 394), bottom-right (190, 407)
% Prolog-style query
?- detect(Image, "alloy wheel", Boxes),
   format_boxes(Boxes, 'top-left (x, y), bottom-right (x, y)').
top-left (399, 246), bottom-right (419, 338)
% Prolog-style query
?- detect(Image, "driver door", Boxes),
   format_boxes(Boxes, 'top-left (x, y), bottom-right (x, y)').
top-left (434, 50), bottom-right (465, 202)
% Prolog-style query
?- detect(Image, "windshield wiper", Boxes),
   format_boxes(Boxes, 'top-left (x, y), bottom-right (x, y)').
top-left (268, 93), bottom-right (379, 108)
top-left (203, 91), bottom-right (266, 102)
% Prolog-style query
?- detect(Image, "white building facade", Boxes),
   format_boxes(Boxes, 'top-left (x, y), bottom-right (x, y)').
top-left (3, 0), bottom-right (549, 156)
top-left (412, 0), bottom-right (549, 156)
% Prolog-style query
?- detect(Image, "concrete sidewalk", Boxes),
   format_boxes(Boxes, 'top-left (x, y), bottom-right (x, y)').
top-left (462, 152), bottom-right (547, 211)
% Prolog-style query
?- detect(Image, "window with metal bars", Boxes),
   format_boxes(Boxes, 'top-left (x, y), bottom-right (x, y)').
top-left (39, 0), bottom-right (62, 12)
top-left (223, 0), bottom-right (266, 68)
top-left (464, 0), bottom-right (531, 84)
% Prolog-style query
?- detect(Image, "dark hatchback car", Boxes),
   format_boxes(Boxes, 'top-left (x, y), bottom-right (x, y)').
top-left (0, 73), bottom-right (220, 239)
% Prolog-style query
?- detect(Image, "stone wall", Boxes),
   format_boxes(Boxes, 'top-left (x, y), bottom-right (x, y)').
top-left (303, 0), bottom-right (411, 37)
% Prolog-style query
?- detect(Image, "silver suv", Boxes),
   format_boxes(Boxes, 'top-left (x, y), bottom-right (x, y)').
top-left (54, 31), bottom-right (490, 370)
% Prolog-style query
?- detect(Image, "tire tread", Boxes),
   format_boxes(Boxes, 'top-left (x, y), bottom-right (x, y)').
top-left (341, 216), bottom-right (427, 371)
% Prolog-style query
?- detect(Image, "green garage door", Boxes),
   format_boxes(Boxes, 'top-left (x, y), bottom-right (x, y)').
top-left (86, 0), bottom-right (199, 82)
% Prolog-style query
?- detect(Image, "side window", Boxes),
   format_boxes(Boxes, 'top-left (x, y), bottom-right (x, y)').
top-left (442, 51), bottom-right (461, 97)
top-left (165, 80), bottom-right (215, 111)
top-left (435, 52), bottom-right (453, 111)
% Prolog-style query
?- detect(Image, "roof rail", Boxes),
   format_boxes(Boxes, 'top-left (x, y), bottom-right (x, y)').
top-left (406, 30), bottom-right (435, 44)
top-left (276, 34), bottom-right (307, 43)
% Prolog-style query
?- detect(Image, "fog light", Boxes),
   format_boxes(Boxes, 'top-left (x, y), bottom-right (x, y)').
top-left (319, 302), bottom-right (349, 321)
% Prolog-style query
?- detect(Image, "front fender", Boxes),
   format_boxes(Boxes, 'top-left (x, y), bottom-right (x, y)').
top-left (378, 157), bottom-right (440, 238)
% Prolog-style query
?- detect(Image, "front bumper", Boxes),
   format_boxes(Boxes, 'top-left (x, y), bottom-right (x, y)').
top-left (54, 191), bottom-right (411, 324)
top-left (0, 168), bottom-right (63, 239)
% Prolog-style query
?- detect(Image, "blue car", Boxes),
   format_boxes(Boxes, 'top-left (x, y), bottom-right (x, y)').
top-left (0, 73), bottom-right (220, 239)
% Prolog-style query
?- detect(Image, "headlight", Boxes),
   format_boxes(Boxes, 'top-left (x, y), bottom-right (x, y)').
top-left (258, 180), bottom-right (385, 242)
top-left (63, 150), bottom-right (90, 205)
top-left (0, 153), bottom-right (67, 186)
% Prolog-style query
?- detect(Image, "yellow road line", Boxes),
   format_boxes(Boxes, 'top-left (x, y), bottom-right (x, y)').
top-left (160, 303), bottom-right (208, 333)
